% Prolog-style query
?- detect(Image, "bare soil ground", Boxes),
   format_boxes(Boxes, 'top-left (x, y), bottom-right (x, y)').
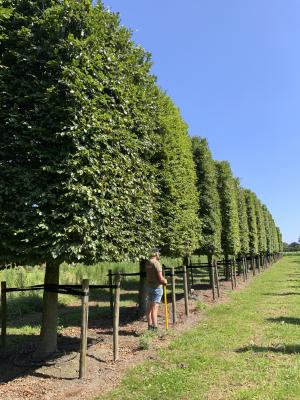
top-left (0, 271), bottom-right (255, 400)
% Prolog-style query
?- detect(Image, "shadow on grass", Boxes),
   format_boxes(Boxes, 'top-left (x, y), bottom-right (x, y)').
top-left (266, 316), bottom-right (300, 325)
top-left (263, 292), bottom-right (300, 296)
top-left (236, 344), bottom-right (300, 354)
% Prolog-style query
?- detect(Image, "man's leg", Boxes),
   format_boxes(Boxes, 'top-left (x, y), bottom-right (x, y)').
top-left (152, 303), bottom-right (160, 329)
top-left (147, 300), bottom-right (153, 330)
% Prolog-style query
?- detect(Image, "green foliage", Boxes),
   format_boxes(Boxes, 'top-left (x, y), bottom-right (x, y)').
top-left (215, 161), bottom-right (240, 256)
top-left (195, 299), bottom-right (208, 311)
top-left (191, 137), bottom-right (221, 256)
top-left (254, 197), bottom-right (267, 253)
top-left (138, 330), bottom-right (156, 350)
top-left (0, 0), bottom-right (161, 264)
top-left (156, 93), bottom-right (200, 257)
top-left (262, 205), bottom-right (272, 254)
top-left (283, 241), bottom-right (300, 252)
top-left (244, 190), bottom-right (259, 256)
top-left (276, 227), bottom-right (283, 252)
top-left (235, 180), bottom-right (250, 256)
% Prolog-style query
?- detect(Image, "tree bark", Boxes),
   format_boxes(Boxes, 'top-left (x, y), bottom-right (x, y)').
top-left (35, 259), bottom-right (60, 358)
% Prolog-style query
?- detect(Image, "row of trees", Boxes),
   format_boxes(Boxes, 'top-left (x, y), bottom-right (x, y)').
top-left (0, 1), bottom-right (282, 356)
top-left (192, 138), bottom-right (282, 265)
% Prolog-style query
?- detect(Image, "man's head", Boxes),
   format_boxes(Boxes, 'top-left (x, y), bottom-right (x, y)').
top-left (151, 247), bottom-right (160, 260)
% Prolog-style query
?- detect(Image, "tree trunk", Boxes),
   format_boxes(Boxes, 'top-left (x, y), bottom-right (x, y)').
top-left (35, 259), bottom-right (60, 358)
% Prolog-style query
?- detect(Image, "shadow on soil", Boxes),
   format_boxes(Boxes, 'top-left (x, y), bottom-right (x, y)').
top-left (236, 344), bottom-right (300, 354)
top-left (0, 334), bottom-right (91, 384)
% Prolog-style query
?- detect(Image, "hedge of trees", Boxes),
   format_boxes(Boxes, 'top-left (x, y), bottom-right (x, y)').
top-left (0, 0), bottom-right (283, 356)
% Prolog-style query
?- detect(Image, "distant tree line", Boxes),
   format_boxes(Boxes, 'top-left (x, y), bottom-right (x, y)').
top-left (0, 0), bottom-right (283, 356)
top-left (283, 241), bottom-right (300, 252)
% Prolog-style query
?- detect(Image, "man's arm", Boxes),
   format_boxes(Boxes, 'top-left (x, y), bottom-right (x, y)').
top-left (157, 270), bottom-right (167, 286)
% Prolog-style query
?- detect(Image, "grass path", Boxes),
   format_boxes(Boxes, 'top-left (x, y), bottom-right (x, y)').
top-left (98, 255), bottom-right (300, 400)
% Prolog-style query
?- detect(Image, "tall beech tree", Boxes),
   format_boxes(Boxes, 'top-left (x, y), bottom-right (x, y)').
top-left (191, 137), bottom-right (221, 261)
top-left (244, 190), bottom-right (259, 257)
top-left (271, 218), bottom-right (280, 253)
top-left (235, 182), bottom-right (250, 257)
top-left (263, 206), bottom-right (275, 257)
top-left (0, 0), bottom-right (161, 356)
top-left (215, 161), bottom-right (240, 258)
top-left (156, 93), bottom-right (200, 258)
top-left (254, 197), bottom-right (267, 258)
top-left (276, 227), bottom-right (283, 252)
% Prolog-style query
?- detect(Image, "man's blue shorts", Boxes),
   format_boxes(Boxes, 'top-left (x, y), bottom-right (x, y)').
top-left (147, 287), bottom-right (163, 304)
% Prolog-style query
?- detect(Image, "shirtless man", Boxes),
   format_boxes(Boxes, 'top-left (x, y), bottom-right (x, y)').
top-left (145, 248), bottom-right (167, 331)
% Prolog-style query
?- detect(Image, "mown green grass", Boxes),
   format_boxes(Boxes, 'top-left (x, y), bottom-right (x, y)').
top-left (98, 255), bottom-right (300, 400)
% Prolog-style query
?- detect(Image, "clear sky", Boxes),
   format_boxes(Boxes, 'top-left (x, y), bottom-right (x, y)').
top-left (101, 0), bottom-right (300, 244)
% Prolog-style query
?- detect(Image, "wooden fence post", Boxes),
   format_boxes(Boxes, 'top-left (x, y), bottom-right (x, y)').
top-left (138, 258), bottom-right (147, 317)
top-left (245, 257), bottom-right (249, 279)
top-left (171, 267), bottom-right (177, 324)
top-left (1, 281), bottom-right (7, 348)
top-left (108, 269), bottom-right (113, 317)
top-left (214, 260), bottom-right (220, 298)
top-left (233, 258), bottom-right (237, 288)
top-left (242, 258), bottom-right (246, 282)
top-left (230, 260), bottom-right (234, 290)
top-left (79, 279), bottom-right (89, 379)
top-left (252, 257), bottom-right (256, 276)
top-left (113, 273), bottom-right (121, 362)
top-left (209, 261), bottom-right (216, 300)
top-left (183, 266), bottom-right (189, 316)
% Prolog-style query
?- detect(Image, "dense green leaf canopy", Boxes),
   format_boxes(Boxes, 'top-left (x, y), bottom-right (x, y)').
top-left (215, 161), bottom-right (240, 256)
top-left (244, 190), bottom-right (259, 256)
top-left (157, 93), bottom-right (200, 257)
top-left (0, 0), bottom-right (161, 264)
top-left (235, 182), bottom-right (250, 256)
top-left (192, 137), bottom-right (221, 256)
top-left (254, 197), bottom-right (267, 253)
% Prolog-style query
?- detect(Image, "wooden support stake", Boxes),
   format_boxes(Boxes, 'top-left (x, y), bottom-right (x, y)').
top-left (230, 260), bottom-right (234, 290)
top-left (214, 260), bottom-right (220, 298)
top-left (108, 269), bottom-right (113, 317)
top-left (113, 273), bottom-right (121, 362)
top-left (171, 267), bottom-right (177, 324)
top-left (79, 279), bottom-right (89, 379)
top-left (245, 257), bottom-right (249, 280)
top-left (183, 266), bottom-right (189, 316)
top-left (233, 258), bottom-right (237, 288)
top-left (138, 258), bottom-right (147, 317)
top-left (186, 267), bottom-right (191, 294)
top-left (1, 281), bottom-right (7, 348)
top-left (242, 258), bottom-right (246, 282)
top-left (210, 261), bottom-right (216, 301)
top-left (257, 255), bottom-right (261, 273)
top-left (252, 257), bottom-right (256, 276)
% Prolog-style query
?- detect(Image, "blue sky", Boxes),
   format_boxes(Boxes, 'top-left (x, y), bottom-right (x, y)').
top-left (101, 0), bottom-right (300, 243)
